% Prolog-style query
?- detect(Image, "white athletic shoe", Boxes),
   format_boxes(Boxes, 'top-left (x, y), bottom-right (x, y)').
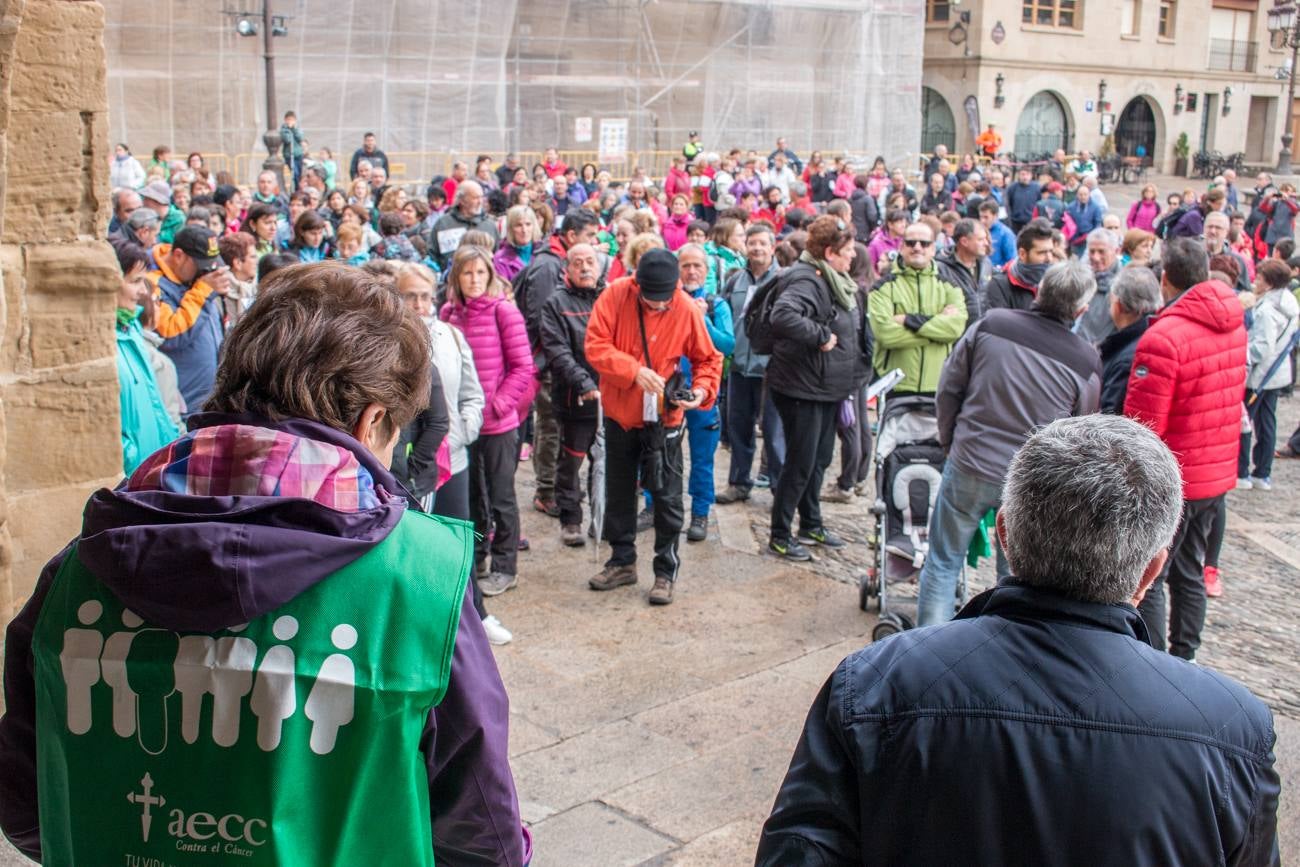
top-left (482, 615), bottom-right (513, 646)
top-left (1235, 478), bottom-right (1253, 490)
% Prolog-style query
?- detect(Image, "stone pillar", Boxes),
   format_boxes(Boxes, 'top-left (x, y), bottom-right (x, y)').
top-left (0, 0), bottom-right (121, 636)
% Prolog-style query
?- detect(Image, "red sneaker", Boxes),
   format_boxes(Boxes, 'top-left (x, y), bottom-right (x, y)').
top-left (1204, 566), bottom-right (1223, 598)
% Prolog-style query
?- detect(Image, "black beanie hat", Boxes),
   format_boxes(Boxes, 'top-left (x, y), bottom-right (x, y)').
top-left (637, 248), bottom-right (680, 301)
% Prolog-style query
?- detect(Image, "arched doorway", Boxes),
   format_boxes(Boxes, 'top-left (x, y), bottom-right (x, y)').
top-left (1014, 91), bottom-right (1072, 158)
top-left (1115, 97), bottom-right (1158, 165)
top-left (921, 87), bottom-right (956, 154)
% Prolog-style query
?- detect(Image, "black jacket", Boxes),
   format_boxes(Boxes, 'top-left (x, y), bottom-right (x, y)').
top-left (391, 368), bottom-right (449, 499)
top-left (1005, 180), bottom-right (1042, 225)
top-left (757, 584), bottom-right (1280, 866)
top-left (1098, 316), bottom-right (1149, 414)
top-left (919, 189), bottom-right (953, 216)
top-left (935, 249), bottom-right (990, 324)
top-left (766, 262), bottom-right (870, 403)
top-left (982, 268), bottom-right (1036, 313)
top-left (848, 189), bottom-right (878, 241)
top-left (538, 281), bottom-right (599, 416)
top-left (513, 245), bottom-right (565, 367)
top-left (429, 208), bottom-right (499, 271)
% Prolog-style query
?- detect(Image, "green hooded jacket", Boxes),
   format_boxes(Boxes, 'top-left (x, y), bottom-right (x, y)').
top-left (867, 261), bottom-right (967, 393)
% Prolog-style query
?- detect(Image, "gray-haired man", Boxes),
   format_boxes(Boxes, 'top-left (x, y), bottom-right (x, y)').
top-left (1077, 227), bottom-right (1122, 344)
top-left (1099, 266), bottom-right (1162, 414)
top-left (918, 260), bottom-right (1102, 626)
top-left (758, 415), bottom-right (1279, 865)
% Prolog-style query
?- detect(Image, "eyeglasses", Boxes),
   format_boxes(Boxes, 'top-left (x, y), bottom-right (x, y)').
top-left (903, 239), bottom-right (934, 249)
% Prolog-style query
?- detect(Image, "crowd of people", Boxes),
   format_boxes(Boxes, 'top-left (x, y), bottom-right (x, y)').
top-left (103, 122), bottom-right (1300, 653)
top-left (0, 118), bottom-right (1281, 865)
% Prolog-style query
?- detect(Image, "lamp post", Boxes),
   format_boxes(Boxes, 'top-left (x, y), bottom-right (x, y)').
top-left (1269, 0), bottom-right (1300, 173)
top-left (232, 3), bottom-right (290, 186)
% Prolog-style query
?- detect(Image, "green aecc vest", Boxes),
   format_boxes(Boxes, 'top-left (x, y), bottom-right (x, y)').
top-left (32, 510), bottom-right (472, 866)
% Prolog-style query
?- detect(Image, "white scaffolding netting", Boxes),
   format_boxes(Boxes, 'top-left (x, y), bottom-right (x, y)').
top-left (102, 0), bottom-right (924, 182)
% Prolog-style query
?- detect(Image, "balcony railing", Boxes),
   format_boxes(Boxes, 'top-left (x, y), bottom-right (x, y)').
top-left (1209, 38), bottom-right (1257, 72)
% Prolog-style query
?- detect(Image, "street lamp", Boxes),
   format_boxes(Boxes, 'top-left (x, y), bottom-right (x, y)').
top-left (1268, 0), bottom-right (1299, 173)
top-left (229, 4), bottom-right (291, 185)
top-left (994, 73), bottom-right (1006, 109)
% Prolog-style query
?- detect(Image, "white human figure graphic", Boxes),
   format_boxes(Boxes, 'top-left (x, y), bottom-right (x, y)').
top-left (100, 609), bottom-right (144, 737)
top-left (210, 635), bottom-right (257, 747)
top-left (60, 600), bottom-right (104, 735)
top-left (172, 635), bottom-right (216, 744)
top-left (305, 624), bottom-right (357, 755)
top-left (251, 616), bottom-right (299, 751)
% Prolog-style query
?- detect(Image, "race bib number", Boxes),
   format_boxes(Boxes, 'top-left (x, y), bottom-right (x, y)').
top-left (437, 227), bottom-right (467, 255)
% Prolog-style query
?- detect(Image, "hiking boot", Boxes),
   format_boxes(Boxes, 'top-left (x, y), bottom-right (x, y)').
top-left (533, 496), bottom-right (560, 517)
top-left (768, 538), bottom-right (813, 561)
top-left (481, 615), bottom-right (513, 646)
top-left (715, 485), bottom-right (751, 504)
top-left (797, 527), bottom-right (847, 549)
top-left (636, 506), bottom-right (655, 532)
top-left (754, 473), bottom-right (772, 489)
top-left (561, 524), bottom-right (586, 547)
top-left (687, 513), bottom-right (708, 542)
top-left (479, 571), bottom-right (518, 597)
top-left (589, 563), bottom-right (638, 591)
top-left (822, 486), bottom-right (855, 504)
top-left (648, 576), bottom-right (674, 605)
top-left (1204, 566), bottom-right (1224, 599)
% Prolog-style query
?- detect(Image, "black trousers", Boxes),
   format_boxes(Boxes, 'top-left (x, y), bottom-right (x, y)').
top-left (556, 413), bottom-right (598, 527)
top-left (469, 429), bottom-right (521, 576)
top-left (770, 392), bottom-right (838, 544)
top-left (1239, 389), bottom-right (1280, 481)
top-left (835, 386), bottom-right (872, 492)
top-left (1138, 495), bottom-right (1222, 660)
top-left (431, 467), bottom-right (487, 619)
top-left (604, 419), bottom-right (684, 581)
top-left (727, 373), bottom-right (785, 491)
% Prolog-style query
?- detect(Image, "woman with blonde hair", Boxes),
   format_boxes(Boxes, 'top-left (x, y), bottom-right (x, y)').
top-left (377, 185), bottom-right (408, 216)
top-left (494, 205), bottom-right (542, 282)
top-left (439, 246), bottom-right (536, 597)
top-left (622, 232), bottom-right (665, 273)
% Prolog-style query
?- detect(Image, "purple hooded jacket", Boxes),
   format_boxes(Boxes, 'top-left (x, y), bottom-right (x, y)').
top-left (440, 296), bottom-right (536, 436)
top-left (0, 413), bottom-right (529, 866)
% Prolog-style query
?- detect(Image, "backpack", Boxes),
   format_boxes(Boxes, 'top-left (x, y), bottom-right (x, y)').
top-left (1034, 198), bottom-right (1066, 230)
top-left (742, 268), bottom-right (789, 355)
top-left (1155, 205), bottom-right (1189, 240)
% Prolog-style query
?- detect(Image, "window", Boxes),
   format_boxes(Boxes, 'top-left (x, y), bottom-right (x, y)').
top-left (1023, 0), bottom-right (1081, 29)
top-left (927, 0), bottom-right (951, 23)
top-left (1159, 0), bottom-right (1177, 37)
top-left (1122, 0), bottom-right (1141, 35)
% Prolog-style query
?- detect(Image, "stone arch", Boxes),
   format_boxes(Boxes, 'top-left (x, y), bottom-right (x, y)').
top-left (1014, 90), bottom-right (1073, 158)
top-left (921, 87), bottom-right (957, 155)
top-left (0, 0), bottom-right (121, 629)
top-left (1115, 95), bottom-right (1164, 167)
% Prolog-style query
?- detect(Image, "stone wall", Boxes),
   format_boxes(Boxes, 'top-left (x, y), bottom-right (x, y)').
top-left (0, 0), bottom-right (121, 632)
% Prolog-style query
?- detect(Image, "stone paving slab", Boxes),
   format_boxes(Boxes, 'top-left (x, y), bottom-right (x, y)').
top-left (529, 802), bottom-right (677, 867)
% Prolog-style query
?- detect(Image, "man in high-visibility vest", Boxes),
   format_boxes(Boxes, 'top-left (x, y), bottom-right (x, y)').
top-left (0, 262), bottom-right (530, 865)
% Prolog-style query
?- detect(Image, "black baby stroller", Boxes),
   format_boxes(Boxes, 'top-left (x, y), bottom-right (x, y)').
top-left (858, 372), bottom-right (965, 640)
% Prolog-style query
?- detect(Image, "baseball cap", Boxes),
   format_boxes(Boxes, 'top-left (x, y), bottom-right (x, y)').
top-left (140, 180), bottom-right (173, 205)
top-left (172, 226), bottom-right (222, 272)
top-left (1047, 182), bottom-right (1064, 194)
top-left (636, 249), bottom-right (680, 301)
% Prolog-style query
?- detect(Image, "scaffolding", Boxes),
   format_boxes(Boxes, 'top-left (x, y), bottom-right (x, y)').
top-left (102, 0), bottom-right (924, 182)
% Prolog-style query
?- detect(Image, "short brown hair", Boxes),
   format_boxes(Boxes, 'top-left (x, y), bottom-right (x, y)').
top-left (219, 232), bottom-right (255, 266)
top-left (206, 262), bottom-right (431, 437)
top-left (1257, 258), bottom-right (1292, 290)
top-left (805, 214), bottom-right (854, 260)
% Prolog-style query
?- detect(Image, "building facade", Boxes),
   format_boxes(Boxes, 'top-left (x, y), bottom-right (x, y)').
top-left (923, 0), bottom-right (1289, 172)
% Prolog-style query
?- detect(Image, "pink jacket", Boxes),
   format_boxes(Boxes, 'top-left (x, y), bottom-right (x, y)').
top-left (440, 295), bottom-right (537, 436)
top-left (1126, 199), bottom-right (1161, 233)
top-left (833, 172), bottom-right (856, 199)
top-left (662, 213), bottom-right (692, 251)
top-left (665, 167), bottom-right (692, 200)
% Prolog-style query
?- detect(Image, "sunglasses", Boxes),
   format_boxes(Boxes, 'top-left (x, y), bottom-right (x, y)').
top-left (903, 239), bottom-right (934, 249)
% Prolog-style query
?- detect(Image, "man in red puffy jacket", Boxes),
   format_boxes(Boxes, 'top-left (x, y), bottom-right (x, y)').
top-left (1124, 238), bottom-right (1247, 660)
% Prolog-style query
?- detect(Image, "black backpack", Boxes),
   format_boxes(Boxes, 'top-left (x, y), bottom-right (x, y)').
top-left (742, 268), bottom-right (788, 355)
top-left (1155, 205), bottom-right (1189, 240)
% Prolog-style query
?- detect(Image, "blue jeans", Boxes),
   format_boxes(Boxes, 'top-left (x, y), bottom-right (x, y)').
top-left (916, 462), bottom-right (1009, 626)
top-left (726, 373), bottom-right (785, 490)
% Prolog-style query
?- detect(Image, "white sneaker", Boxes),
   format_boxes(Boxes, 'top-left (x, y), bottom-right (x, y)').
top-left (1235, 478), bottom-right (1253, 490)
top-left (1251, 476), bottom-right (1273, 491)
top-left (482, 615), bottom-right (513, 646)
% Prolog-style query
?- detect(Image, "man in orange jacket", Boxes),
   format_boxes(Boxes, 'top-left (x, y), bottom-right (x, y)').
top-left (584, 249), bottom-right (723, 605)
top-left (975, 123), bottom-right (1003, 158)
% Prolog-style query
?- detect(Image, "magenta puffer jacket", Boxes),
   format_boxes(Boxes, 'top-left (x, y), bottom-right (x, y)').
top-left (441, 295), bottom-right (537, 436)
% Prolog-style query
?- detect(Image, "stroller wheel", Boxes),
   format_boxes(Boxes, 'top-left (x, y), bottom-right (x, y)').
top-left (858, 574), bottom-right (880, 611)
top-left (872, 620), bottom-right (901, 642)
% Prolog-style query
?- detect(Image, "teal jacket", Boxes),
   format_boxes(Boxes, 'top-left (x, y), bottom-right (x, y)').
top-left (868, 261), bottom-right (967, 394)
top-left (702, 242), bottom-right (746, 297)
top-left (116, 314), bottom-right (179, 475)
top-left (158, 204), bottom-right (185, 245)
